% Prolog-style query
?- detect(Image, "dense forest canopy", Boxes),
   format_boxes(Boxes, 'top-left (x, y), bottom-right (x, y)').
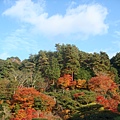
top-left (0, 43), bottom-right (119, 84)
top-left (0, 44), bottom-right (120, 120)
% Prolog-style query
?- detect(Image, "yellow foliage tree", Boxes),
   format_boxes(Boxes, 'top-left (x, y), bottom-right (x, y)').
top-left (76, 79), bottom-right (87, 89)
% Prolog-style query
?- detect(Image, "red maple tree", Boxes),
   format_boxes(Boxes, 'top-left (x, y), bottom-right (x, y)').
top-left (88, 75), bottom-right (120, 112)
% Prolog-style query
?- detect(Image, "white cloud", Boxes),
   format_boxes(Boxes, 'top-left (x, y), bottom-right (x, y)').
top-left (0, 52), bottom-right (10, 60)
top-left (3, 0), bottom-right (108, 39)
top-left (67, 1), bottom-right (77, 9)
top-left (114, 31), bottom-right (120, 38)
top-left (1, 26), bottom-right (39, 59)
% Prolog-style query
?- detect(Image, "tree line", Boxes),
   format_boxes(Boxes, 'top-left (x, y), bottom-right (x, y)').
top-left (0, 44), bottom-right (120, 85)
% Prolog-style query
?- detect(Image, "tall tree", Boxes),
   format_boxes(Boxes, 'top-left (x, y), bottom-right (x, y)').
top-left (110, 52), bottom-right (120, 83)
top-left (19, 59), bottom-right (35, 87)
top-left (0, 59), bottom-right (20, 80)
top-left (81, 52), bottom-right (111, 76)
top-left (57, 44), bottom-right (80, 79)
top-left (47, 56), bottom-right (60, 84)
top-left (111, 52), bottom-right (120, 75)
top-left (55, 43), bottom-right (64, 70)
top-left (36, 50), bottom-right (49, 78)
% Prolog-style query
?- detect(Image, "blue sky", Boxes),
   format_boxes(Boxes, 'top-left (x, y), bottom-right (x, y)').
top-left (0, 0), bottom-right (120, 60)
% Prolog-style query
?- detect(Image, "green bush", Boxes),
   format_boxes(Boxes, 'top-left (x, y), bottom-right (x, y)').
top-left (34, 96), bottom-right (46, 111)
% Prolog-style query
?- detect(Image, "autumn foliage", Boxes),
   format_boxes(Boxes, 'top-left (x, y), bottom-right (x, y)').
top-left (88, 75), bottom-right (118, 95)
top-left (57, 74), bottom-right (76, 89)
top-left (88, 75), bottom-right (120, 112)
top-left (57, 74), bottom-right (88, 89)
top-left (11, 87), bottom-right (40, 109)
top-left (76, 79), bottom-right (87, 89)
top-left (11, 108), bottom-right (39, 120)
top-left (10, 87), bottom-right (56, 120)
top-left (96, 96), bottom-right (119, 112)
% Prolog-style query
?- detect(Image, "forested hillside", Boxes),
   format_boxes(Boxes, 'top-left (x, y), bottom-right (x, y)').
top-left (0, 44), bottom-right (120, 120)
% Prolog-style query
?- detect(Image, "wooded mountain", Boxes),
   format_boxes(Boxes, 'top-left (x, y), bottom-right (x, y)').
top-left (0, 44), bottom-right (119, 85)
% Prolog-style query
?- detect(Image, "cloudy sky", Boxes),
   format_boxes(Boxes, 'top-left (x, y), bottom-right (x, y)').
top-left (0, 0), bottom-right (120, 60)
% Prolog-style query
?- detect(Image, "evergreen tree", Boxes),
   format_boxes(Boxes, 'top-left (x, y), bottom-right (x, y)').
top-left (57, 44), bottom-right (80, 79)
top-left (36, 50), bottom-right (49, 78)
top-left (47, 56), bottom-right (60, 83)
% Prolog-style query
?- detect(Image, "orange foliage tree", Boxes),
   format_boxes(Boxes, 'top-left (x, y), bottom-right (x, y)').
top-left (88, 75), bottom-right (120, 112)
top-left (10, 87), bottom-right (56, 120)
top-left (11, 108), bottom-right (39, 120)
top-left (11, 87), bottom-right (40, 109)
top-left (57, 74), bottom-right (76, 89)
top-left (88, 75), bottom-right (118, 95)
top-left (38, 92), bottom-right (56, 111)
